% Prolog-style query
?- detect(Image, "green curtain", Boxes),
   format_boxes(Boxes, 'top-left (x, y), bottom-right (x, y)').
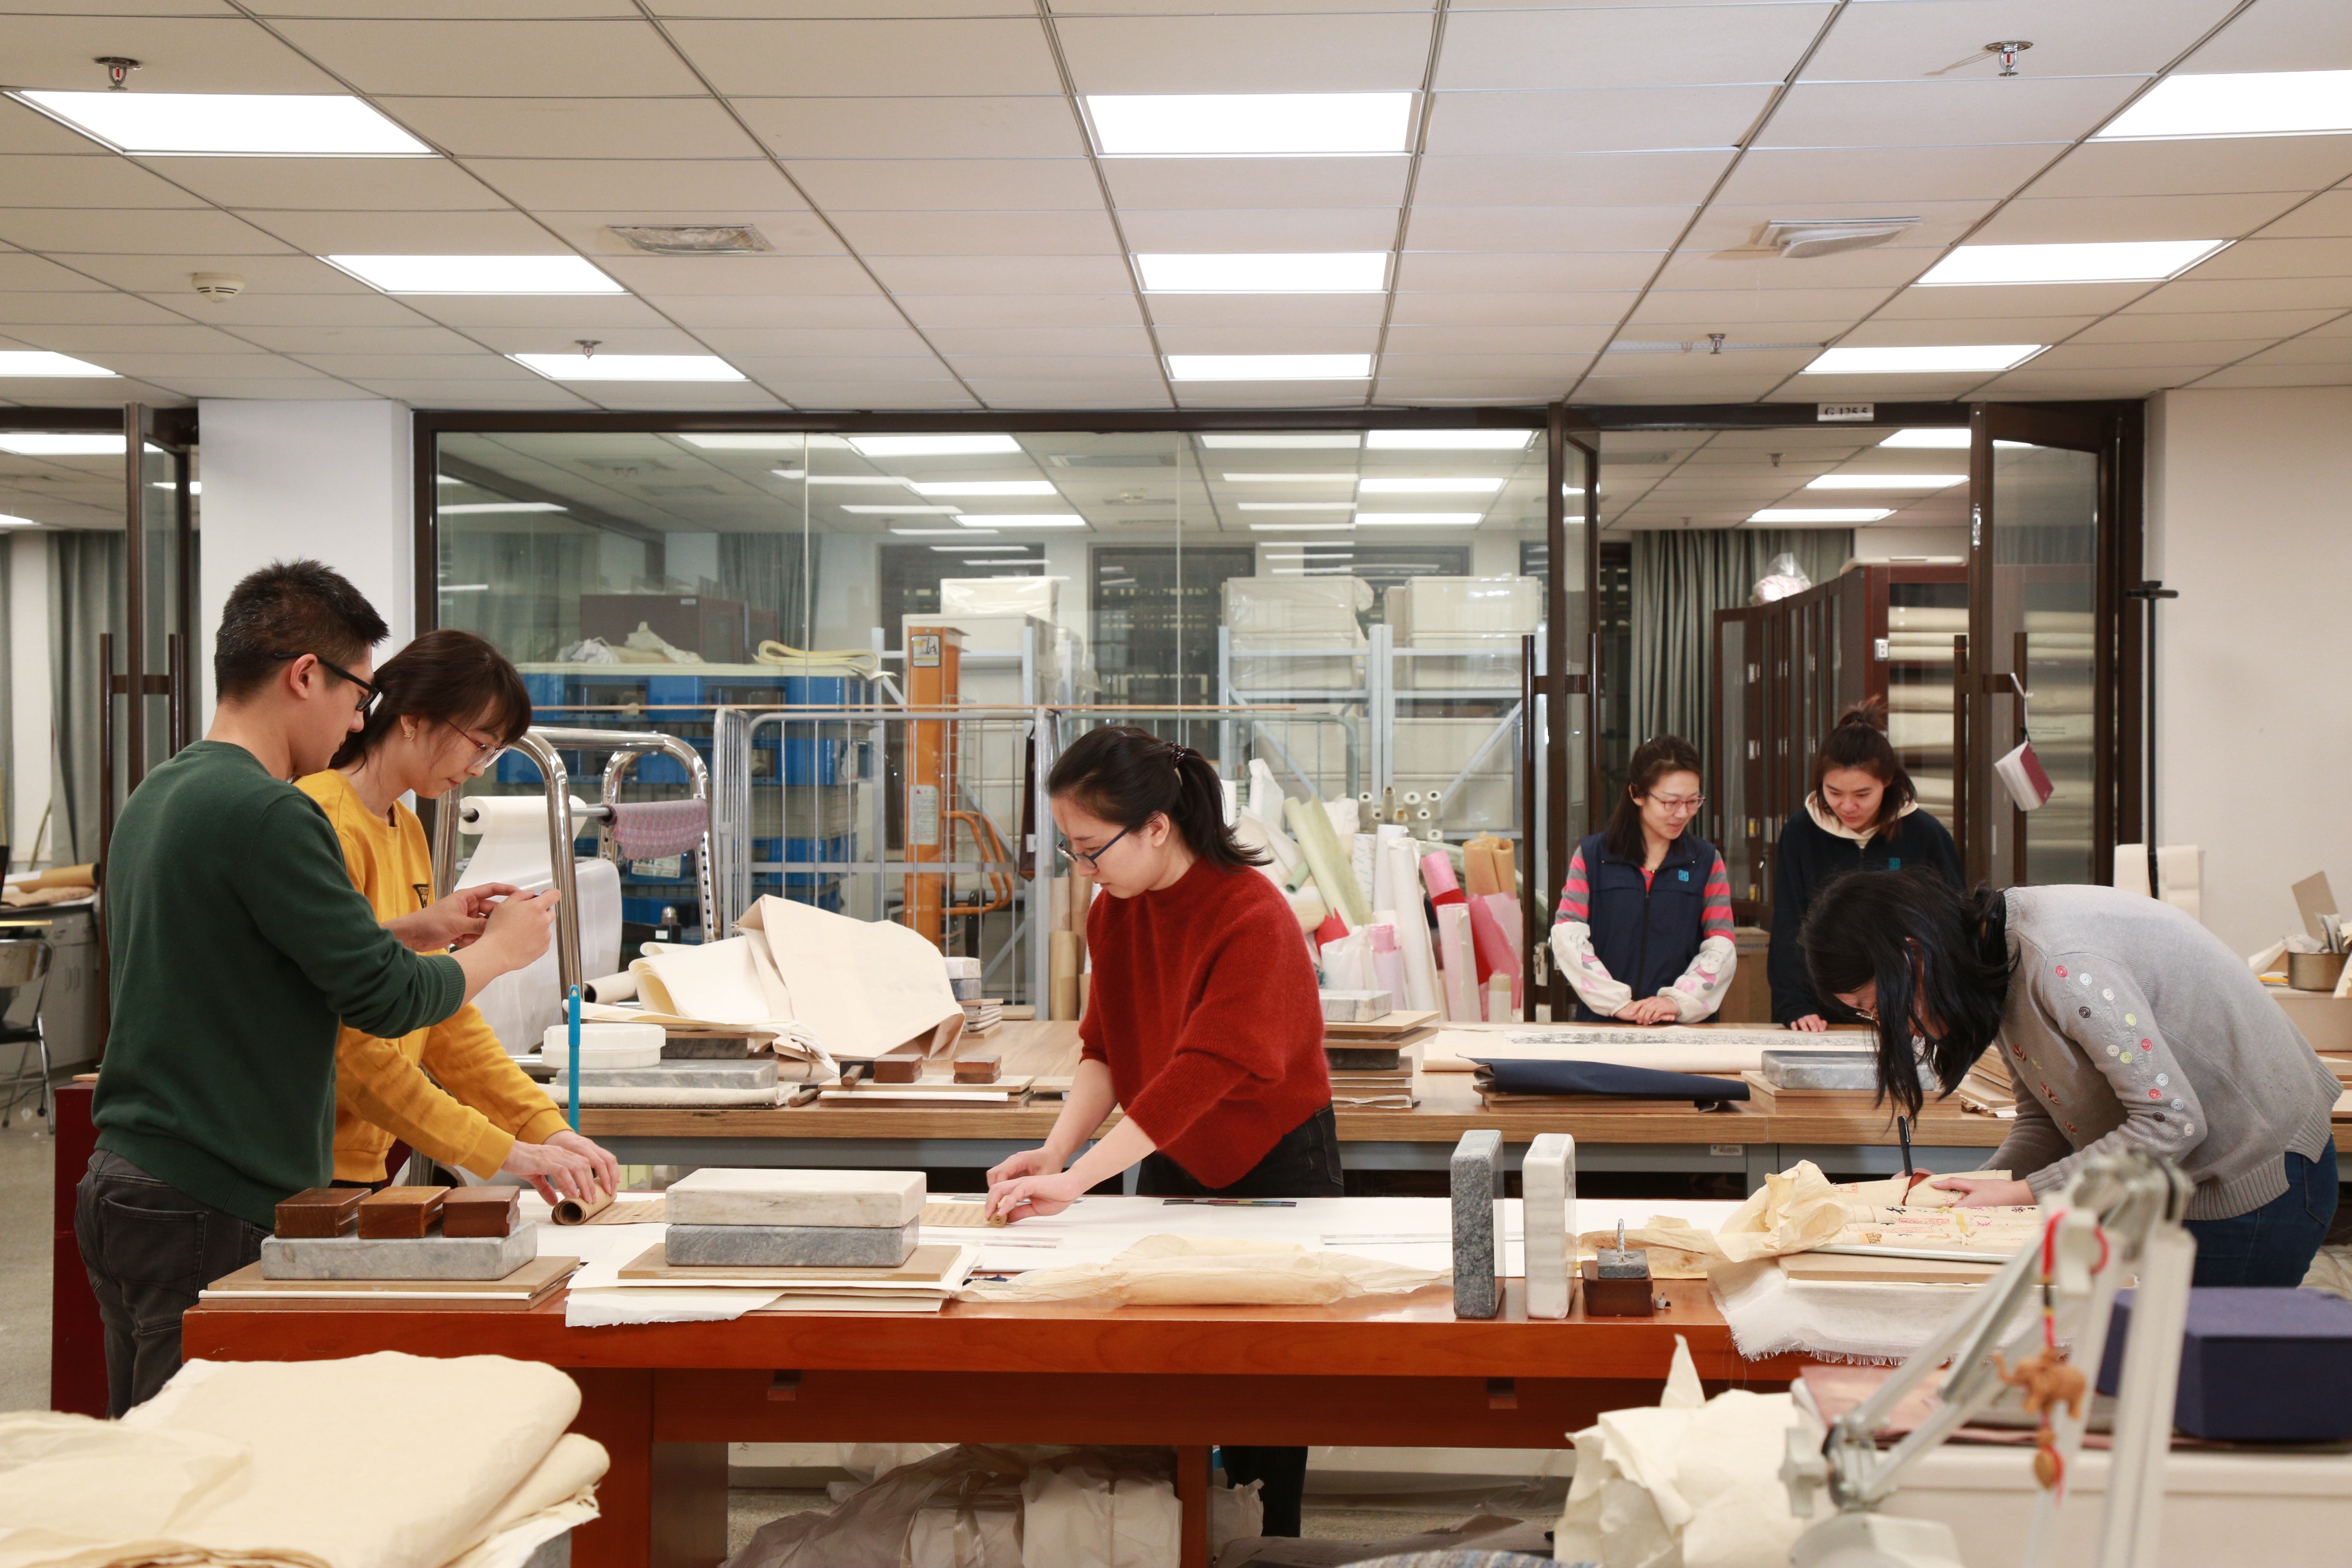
top-left (49, 530), bottom-right (123, 866)
top-left (719, 530), bottom-right (814, 652)
top-left (1628, 528), bottom-right (1853, 769)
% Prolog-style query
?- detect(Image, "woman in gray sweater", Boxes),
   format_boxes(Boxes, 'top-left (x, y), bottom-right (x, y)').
top-left (1803, 870), bottom-right (2340, 1287)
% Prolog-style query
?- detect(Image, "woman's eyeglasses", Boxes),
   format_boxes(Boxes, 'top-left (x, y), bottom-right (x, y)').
top-left (447, 722), bottom-right (506, 771)
top-left (1646, 791), bottom-right (1706, 815)
top-left (1058, 824), bottom-right (1133, 871)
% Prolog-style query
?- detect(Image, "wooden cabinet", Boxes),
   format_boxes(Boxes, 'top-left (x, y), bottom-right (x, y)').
top-left (1710, 564), bottom-right (1965, 927)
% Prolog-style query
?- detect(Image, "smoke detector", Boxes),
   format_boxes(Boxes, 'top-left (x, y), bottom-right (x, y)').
top-left (190, 272), bottom-right (243, 301)
top-left (607, 224), bottom-right (773, 255)
top-left (1759, 218), bottom-right (1919, 259)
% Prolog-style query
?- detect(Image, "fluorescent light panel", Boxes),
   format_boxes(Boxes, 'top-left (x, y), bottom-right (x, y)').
top-left (1199, 434), bottom-right (1360, 449)
top-left (1087, 92), bottom-right (1414, 157)
top-left (0, 515), bottom-right (39, 528)
top-left (680, 435), bottom-right (802, 450)
top-left (891, 527), bottom-right (996, 535)
top-left (326, 254), bottom-right (622, 295)
top-left (0, 432), bottom-right (124, 454)
top-left (1878, 428), bottom-right (1971, 449)
top-left (954, 514), bottom-right (1083, 528)
top-left (439, 501), bottom-right (566, 514)
top-left (1222, 472), bottom-right (1354, 482)
top-left (1802, 345), bottom-right (2042, 374)
top-left (1238, 501), bottom-right (1356, 511)
top-left (908, 480), bottom-right (1056, 497)
top-left (1804, 474), bottom-right (1964, 490)
top-left (1248, 521), bottom-right (1355, 532)
top-left (850, 434), bottom-right (1020, 457)
top-left (2096, 69), bottom-right (2352, 140)
top-left (1354, 512), bottom-right (1482, 526)
top-left (511, 353), bottom-right (744, 382)
top-left (1749, 507), bottom-right (1894, 523)
top-left (1356, 477), bottom-right (1503, 494)
top-left (1366, 430), bottom-right (1532, 450)
top-left (0, 352), bottom-right (116, 378)
top-left (844, 504), bottom-right (960, 514)
top-left (1917, 240), bottom-right (2230, 286)
top-left (1166, 354), bottom-right (1372, 381)
top-left (804, 474), bottom-right (912, 486)
top-left (12, 91), bottom-right (432, 156)
top-left (1136, 252), bottom-right (1387, 292)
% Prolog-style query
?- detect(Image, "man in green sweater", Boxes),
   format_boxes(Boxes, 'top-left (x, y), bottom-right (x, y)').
top-left (78, 559), bottom-right (561, 1413)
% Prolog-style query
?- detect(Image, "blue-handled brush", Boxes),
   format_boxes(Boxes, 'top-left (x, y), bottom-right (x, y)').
top-left (566, 984), bottom-right (582, 1133)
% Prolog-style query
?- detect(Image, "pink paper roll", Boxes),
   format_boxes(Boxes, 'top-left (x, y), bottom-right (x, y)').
top-left (1367, 920), bottom-right (1405, 1013)
top-left (1421, 851), bottom-right (1466, 906)
top-left (1468, 893), bottom-right (1523, 1010)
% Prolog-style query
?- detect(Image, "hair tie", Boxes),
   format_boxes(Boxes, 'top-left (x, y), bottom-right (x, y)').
top-left (1167, 744), bottom-right (1196, 765)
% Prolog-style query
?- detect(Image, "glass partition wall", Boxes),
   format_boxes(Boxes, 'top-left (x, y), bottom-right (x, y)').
top-left (425, 416), bottom-right (1587, 1019)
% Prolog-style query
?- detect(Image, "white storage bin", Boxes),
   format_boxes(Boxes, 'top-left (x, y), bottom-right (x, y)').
top-left (940, 576), bottom-right (1058, 621)
top-left (1223, 576), bottom-right (1370, 638)
top-left (1391, 576), bottom-right (1540, 637)
top-left (1400, 630), bottom-right (1527, 691)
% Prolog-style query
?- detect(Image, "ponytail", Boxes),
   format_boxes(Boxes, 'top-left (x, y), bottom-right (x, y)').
top-left (1810, 697), bottom-right (1916, 832)
top-left (1047, 724), bottom-right (1265, 871)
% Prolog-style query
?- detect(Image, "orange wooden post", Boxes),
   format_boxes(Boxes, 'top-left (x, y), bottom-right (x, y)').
top-left (1174, 1443), bottom-right (1212, 1568)
top-left (904, 625), bottom-right (961, 944)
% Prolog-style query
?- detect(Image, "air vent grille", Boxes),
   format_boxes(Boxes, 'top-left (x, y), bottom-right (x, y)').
top-left (608, 225), bottom-right (772, 255)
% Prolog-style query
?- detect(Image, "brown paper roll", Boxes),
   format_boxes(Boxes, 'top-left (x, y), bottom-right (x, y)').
top-left (26, 863), bottom-right (95, 891)
top-left (552, 1186), bottom-right (614, 1225)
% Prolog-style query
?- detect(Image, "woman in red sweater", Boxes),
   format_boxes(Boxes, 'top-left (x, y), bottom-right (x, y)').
top-left (985, 724), bottom-right (1332, 1533)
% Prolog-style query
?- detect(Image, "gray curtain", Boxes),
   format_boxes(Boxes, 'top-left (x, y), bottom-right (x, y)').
top-left (720, 530), bottom-right (815, 650)
top-left (50, 530), bottom-right (123, 867)
top-left (1628, 528), bottom-right (1853, 762)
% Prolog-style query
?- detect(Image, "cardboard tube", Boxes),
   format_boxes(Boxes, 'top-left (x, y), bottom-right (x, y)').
top-left (581, 971), bottom-right (637, 1004)
top-left (552, 1186), bottom-right (615, 1225)
top-left (1285, 796), bottom-right (1371, 927)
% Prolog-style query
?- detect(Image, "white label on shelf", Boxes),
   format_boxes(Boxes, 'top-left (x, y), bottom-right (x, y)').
top-left (909, 784), bottom-right (940, 846)
top-left (1711, 1144), bottom-right (1746, 1157)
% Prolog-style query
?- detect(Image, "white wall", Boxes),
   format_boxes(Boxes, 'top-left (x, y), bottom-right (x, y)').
top-left (9, 530), bottom-right (49, 862)
top-left (2147, 387), bottom-right (2352, 954)
top-left (196, 400), bottom-right (415, 709)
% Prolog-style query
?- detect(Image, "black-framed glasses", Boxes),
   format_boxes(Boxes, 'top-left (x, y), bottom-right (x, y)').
top-left (1058, 823), bottom-right (1134, 871)
top-left (274, 650), bottom-right (377, 709)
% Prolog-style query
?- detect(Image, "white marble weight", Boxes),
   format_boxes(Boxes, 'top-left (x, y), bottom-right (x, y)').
top-left (1449, 1129), bottom-right (1502, 1320)
top-left (551, 1059), bottom-right (777, 1091)
top-left (1522, 1133), bottom-right (1577, 1321)
top-left (664, 1220), bottom-right (919, 1268)
top-left (665, 1167), bottom-right (926, 1228)
top-left (259, 1221), bottom-right (538, 1281)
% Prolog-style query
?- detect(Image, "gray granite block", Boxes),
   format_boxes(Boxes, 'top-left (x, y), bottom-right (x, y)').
top-left (552, 1059), bottom-right (777, 1090)
top-left (666, 1167), bottom-right (927, 1228)
top-left (664, 1220), bottom-right (919, 1268)
top-left (1760, 1050), bottom-right (1886, 1091)
top-left (662, 1035), bottom-right (757, 1059)
top-left (259, 1221), bottom-right (538, 1281)
top-left (1449, 1129), bottom-right (1503, 1320)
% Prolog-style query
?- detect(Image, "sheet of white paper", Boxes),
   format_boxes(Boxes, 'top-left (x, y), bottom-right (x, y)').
top-left (565, 1287), bottom-right (782, 1327)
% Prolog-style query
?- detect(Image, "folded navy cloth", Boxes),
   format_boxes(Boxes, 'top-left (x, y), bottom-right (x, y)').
top-left (1470, 1058), bottom-right (1750, 1101)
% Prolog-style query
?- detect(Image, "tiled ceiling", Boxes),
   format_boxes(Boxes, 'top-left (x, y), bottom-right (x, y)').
top-left (0, 0), bottom-right (2346, 415)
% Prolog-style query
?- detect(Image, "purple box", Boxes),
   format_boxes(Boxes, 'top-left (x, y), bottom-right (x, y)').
top-left (2095, 1287), bottom-right (2352, 1442)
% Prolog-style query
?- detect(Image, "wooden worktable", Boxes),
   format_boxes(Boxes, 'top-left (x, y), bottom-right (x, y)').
top-left (584, 1021), bottom-right (2007, 1189)
top-left (182, 1278), bottom-right (1801, 1568)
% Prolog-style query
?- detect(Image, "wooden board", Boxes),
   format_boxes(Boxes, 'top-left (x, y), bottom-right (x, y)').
top-left (920, 1199), bottom-right (998, 1229)
top-left (201, 1256), bottom-right (577, 1301)
top-left (617, 1243), bottom-right (965, 1287)
top-left (1323, 1010), bottom-right (1439, 1040)
top-left (1782, 1252), bottom-right (2002, 1285)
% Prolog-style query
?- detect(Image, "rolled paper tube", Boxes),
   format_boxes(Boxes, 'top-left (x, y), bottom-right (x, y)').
top-left (1350, 832), bottom-right (1379, 912)
top-left (1382, 836), bottom-right (1443, 1013)
top-left (1323, 797), bottom-right (1359, 837)
top-left (1463, 839), bottom-right (1501, 900)
top-left (1248, 758), bottom-right (1282, 822)
top-left (1286, 859), bottom-right (1316, 891)
top-left (552, 1185), bottom-right (615, 1225)
top-left (1285, 796), bottom-right (1371, 927)
top-left (1435, 904), bottom-right (1478, 1022)
top-left (1289, 890), bottom-right (1329, 935)
top-left (1467, 892), bottom-right (1521, 1008)
top-left (581, 971), bottom-right (638, 1004)
top-left (1220, 778), bottom-right (1240, 825)
top-left (1422, 851), bottom-right (1468, 907)
top-left (1368, 923), bottom-right (1406, 1014)
top-left (1370, 830), bottom-right (1399, 915)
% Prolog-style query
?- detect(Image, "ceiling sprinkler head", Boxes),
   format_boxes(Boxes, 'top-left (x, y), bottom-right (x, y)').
top-left (96, 57), bottom-right (140, 90)
top-left (1707, 332), bottom-right (1726, 356)
top-left (574, 339), bottom-right (600, 360)
top-left (1985, 40), bottom-right (2032, 77)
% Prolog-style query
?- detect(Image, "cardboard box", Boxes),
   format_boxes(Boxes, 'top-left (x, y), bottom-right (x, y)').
top-left (2097, 1287), bottom-right (2352, 1442)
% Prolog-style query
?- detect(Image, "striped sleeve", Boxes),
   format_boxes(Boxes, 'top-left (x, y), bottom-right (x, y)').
top-left (1701, 853), bottom-right (1734, 938)
top-left (1553, 847), bottom-right (1590, 923)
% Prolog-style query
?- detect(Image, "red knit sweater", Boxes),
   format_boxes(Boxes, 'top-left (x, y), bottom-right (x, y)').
top-left (1079, 858), bottom-right (1329, 1188)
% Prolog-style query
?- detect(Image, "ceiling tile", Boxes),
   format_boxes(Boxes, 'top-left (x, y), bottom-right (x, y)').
top-left (0, 292), bottom-right (189, 325)
top-left (153, 154), bottom-right (510, 212)
top-left (51, 253), bottom-right (356, 292)
top-left (595, 253), bottom-right (880, 295)
top-left (1711, 142), bottom-right (2064, 204)
top-left (460, 158), bottom-right (806, 209)
top-left (1971, 366), bottom-right (2204, 396)
top-left (766, 381), bottom-right (982, 409)
top-left (1623, 285), bottom-right (1891, 323)
top-left (0, 14), bottom-right (341, 93)
top-left (2187, 362), bottom-right (2352, 388)
top-left (865, 253), bottom-right (1134, 293)
top-left (1147, 294), bottom-right (1387, 327)
top-left (1804, 0), bottom-right (2227, 82)
top-left (895, 293), bottom-right (1145, 328)
top-left (933, 354), bottom-right (1160, 381)
top-left (786, 158), bottom-right (1102, 211)
top-left (665, 18), bottom-right (1063, 96)
top-left (1378, 351), bottom-right (1592, 379)
top-left (1055, 12), bottom-right (1433, 92)
top-left (233, 324), bottom-right (484, 354)
top-left (443, 327), bottom-right (713, 356)
top-left (923, 325), bottom-right (1155, 356)
top-left (1119, 207), bottom-right (1399, 250)
top-left (689, 326), bottom-right (942, 356)
top-left (1099, 156), bottom-right (1410, 210)
top-left (1395, 250), bottom-right (1661, 291)
top-left (379, 97), bottom-right (762, 160)
top-left (345, 377), bottom-right (596, 404)
top-left (2024, 137), bottom-right (2352, 201)
top-left (1406, 205), bottom-right (1695, 251)
top-left (289, 351), bottom-right (533, 378)
top-left (1971, 192), bottom-right (2308, 244)
top-left (963, 381), bottom-right (1169, 410)
top-left (1153, 325), bottom-right (1379, 354)
top-left (251, 0), bottom-right (642, 14)
top-left (0, 155), bottom-right (206, 208)
top-left (828, 209), bottom-right (1120, 256)
top-left (91, 351), bottom-right (316, 379)
top-left (655, 293), bottom-right (911, 328)
top-left (2084, 307), bottom-right (2341, 342)
top-left (244, 209), bottom-right (562, 254)
top-left (1838, 314), bottom-right (2098, 346)
top-left (0, 207), bottom-right (294, 254)
top-left (159, 290), bottom-right (434, 327)
top-left (1389, 290), bottom-right (1635, 325)
top-left (1380, 323), bottom-right (1617, 354)
top-left (1648, 245), bottom-right (1928, 289)
top-left (2185, 0), bottom-right (2352, 74)
top-left (399, 294), bottom-right (674, 329)
top-left (0, 98), bottom-right (120, 156)
top-left (2029, 340), bottom-right (2260, 370)
top-left (1439, 4), bottom-right (1828, 90)
top-left (1685, 199), bottom-right (1991, 251)
top-left (1413, 151), bottom-right (1733, 207)
top-left (2185, 236), bottom-right (2352, 280)
top-left (735, 97), bottom-right (1086, 160)
top-left (2258, 190), bottom-right (2352, 240)
top-left (2, 321), bottom-right (256, 354)
top-left (2226, 334), bottom-right (2352, 367)
top-left (1757, 78), bottom-right (2146, 149)
top-left (548, 209), bottom-right (843, 257)
top-left (144, 377), bottom-right (378, 399)
top-left (272, 18), bottom-right (702, 96)
top-left (1428, 87), bottom-right (1774, 155)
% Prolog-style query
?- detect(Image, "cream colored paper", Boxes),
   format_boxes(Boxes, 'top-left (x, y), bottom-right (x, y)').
top-left (960, 1234), bottom-right (1446, 1307)
top-left (739, 895), bottom-right (964, 1060)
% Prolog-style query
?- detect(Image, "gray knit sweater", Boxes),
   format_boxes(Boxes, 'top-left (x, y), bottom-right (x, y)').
top-left (1988, 886), bottom-right (2339, 1220)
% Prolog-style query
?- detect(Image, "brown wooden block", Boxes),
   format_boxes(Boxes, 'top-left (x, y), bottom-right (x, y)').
top-left (953, 1056), bottom-right (1002, 1084)
top-left (274, 1187), bottom-right (364, 1238)
top-left (356, 1185), bottom-right (448, 1239)
top-left (441, 1186), bottom-right (522, 1238)
top-left (866, 1056), bottom-right (923, 1084)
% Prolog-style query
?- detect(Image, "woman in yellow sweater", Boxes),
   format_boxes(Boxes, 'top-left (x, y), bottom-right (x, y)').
top-left (298, 629), bottom-right (618, 1203)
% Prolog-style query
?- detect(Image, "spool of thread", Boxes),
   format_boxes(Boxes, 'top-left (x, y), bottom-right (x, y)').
top-left (1401, 792), bottom-right (1422, 806)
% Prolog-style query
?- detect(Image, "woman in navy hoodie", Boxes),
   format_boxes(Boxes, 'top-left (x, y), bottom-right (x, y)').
top-left (1768, 699), bottom-right (1962, 1029)
top-left (1550, 735), bottom-right (1736, 1024)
